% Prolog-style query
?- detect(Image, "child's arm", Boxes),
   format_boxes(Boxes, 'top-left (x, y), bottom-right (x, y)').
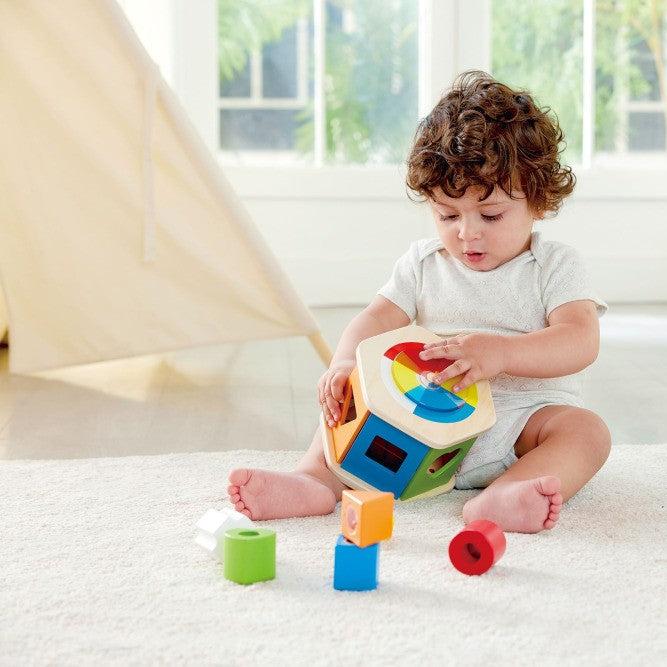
top-left (330, 295), bottom-right (412, 365)
top-left (503, 300), bottom-right (600, 378)
top-left (421, 300), bottom-right (599, 391)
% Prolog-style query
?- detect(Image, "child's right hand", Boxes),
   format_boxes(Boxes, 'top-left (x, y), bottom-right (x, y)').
top-left (317, 359), bottom-right (356, 428)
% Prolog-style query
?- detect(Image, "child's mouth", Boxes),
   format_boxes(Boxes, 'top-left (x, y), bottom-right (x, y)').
top-left (464, 252), bottom-right (486, 263)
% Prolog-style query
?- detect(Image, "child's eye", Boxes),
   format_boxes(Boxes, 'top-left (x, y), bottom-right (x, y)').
top-left (482, 213), bottom-right (503, 222)
top-left (439, 215), bottom-right (458, 222)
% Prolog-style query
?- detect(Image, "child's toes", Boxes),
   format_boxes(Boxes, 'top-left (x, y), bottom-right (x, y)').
top-left (547, 510), bottom-right (560, 522)
top-left (551, 492), bottom-right (563, 507)
top-left (229, 492), bottom-right (241, 503)
top-left (228, 468), bottom-right (252, 487)
top-left (238, 508), bottom-right (252, 518)
top-left (227, 484), bottom-right (239, 496)
top-left (544, 518), bottom-right (557, 530)
top-left (234, 500), bottom-right (246, 512)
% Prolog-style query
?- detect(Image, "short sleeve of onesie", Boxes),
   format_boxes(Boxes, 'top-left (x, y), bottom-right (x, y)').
top-left (376, 240), bottom-right (422, 321)
top-left (534, 238), bottom-right (608, 318)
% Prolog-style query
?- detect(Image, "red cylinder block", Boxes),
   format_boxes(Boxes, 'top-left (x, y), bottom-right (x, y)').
top-left (448, 519), bottom-right (506, 575)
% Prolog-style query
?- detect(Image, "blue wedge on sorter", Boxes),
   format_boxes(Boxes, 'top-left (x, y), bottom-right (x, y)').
top-left (333, 534), bottom-right (379, 591)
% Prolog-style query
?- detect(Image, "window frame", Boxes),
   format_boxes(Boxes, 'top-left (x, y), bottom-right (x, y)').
top-left (172, 0), bottom-right (667, 202)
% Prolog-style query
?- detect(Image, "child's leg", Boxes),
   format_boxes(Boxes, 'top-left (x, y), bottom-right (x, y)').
top-left (227, 423), bottom-right (349, 520)
top-left (462, 406), bottom-right (611, 533)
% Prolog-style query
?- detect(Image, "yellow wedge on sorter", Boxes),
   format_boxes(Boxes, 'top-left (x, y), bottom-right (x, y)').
top-left (341, 489), bottom-right (394, 548)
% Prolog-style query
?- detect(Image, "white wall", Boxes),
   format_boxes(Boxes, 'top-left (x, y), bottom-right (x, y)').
top-left (116, 0), bottom-right (175, 83)
top-left (227, 168), bottom-right (667, 306)
top-left (244, 200), bottom-right (667, 307)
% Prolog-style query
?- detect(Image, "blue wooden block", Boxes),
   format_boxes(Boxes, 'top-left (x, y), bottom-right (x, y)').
top-left (340, 413), bottom-right (429, 497)
top-left (333, 534), bottom-right (379, 591)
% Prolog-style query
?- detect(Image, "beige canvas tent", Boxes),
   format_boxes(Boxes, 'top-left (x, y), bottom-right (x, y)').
top-left (0, 0), bottom-right (331, 373)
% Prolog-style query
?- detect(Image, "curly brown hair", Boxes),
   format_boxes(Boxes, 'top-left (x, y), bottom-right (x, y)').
top-left (406, 70), bottom-right (575, 216)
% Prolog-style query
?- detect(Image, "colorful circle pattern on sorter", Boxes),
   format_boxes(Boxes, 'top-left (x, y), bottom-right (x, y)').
top-left (381, 342), bottom-right (478, 423)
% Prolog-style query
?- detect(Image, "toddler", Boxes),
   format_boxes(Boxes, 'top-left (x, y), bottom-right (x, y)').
top-left (228, 70), bottom-right (611, 533)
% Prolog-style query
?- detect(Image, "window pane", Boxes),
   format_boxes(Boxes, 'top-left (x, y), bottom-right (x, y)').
top-left (322, 0), bottom-right (419, 164)
top-left (629, 112), bottom-right (665, 151)
top-left (220, 58), bottom-right (251, 98)
top-left (220, 109), bottom-right (300, 150)
top-left (596, 0), bottom-right (667, 156)
top-left (632, 39), bottom-right (660, 102)
top-left (262, 25), bottom-right (298, 98)
top-left (491, 0), bottom-right (584, 165)
top-left (218, 0), bottom-right (313, 161)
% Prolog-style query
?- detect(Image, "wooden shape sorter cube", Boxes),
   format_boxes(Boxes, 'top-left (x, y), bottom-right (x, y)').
top-left (322, 324), bottom-right (496, 501)
top-left (341, 490), bottom-right (394, 548)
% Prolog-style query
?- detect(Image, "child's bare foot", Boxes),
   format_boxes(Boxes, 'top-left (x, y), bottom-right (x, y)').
top-left (227, 468), bottom-right (337, 520)
top-left (462, 476), bottom-right (563, 533)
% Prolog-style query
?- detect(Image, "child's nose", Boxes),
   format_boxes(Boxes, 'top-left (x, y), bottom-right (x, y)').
top-left (457, 220), bottom-right (482, 241)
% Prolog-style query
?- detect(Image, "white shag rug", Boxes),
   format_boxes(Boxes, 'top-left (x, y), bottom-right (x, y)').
top-left (1, 446), bottom-right (665, 666)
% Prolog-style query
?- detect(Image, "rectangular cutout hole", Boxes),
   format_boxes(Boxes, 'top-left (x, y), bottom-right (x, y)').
top-left (365, 436), bottom-right (407, 473)
top-left (342, 394), bottom-right (357, 424)
top-left (427, 449), bottom-right (459, 476)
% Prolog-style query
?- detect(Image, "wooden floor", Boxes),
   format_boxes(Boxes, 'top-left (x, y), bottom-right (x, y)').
top-left (0, 304), bottom-right (665, 460)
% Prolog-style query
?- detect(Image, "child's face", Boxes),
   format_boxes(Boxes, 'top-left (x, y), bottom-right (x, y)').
top-left (429, 186), bottom-right (539, 271)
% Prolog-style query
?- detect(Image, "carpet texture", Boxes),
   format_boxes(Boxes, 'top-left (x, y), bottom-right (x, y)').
top-left (1, 446), bottom-right (665, 665)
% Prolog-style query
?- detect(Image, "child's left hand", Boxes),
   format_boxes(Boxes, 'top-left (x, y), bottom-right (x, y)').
top-left (419, 333), bottom-right (508, 392)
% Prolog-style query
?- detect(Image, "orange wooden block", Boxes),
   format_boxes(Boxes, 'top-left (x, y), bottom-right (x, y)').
top-left (341, 489), bottom-right (394, 547)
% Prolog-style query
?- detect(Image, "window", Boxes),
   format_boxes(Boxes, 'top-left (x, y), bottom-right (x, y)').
top-left (491, 0), bottom-right (584, 164)
top-left (217, 0), bottom-right (419, 166)
top-left (218, 9), bottom-right (310, 161)
top-left (491, 0), bottom-right (667, 167)
top-left (151, 0), bottom-right (667, 186)
top-left (596, 3), bottom-right (667, 158)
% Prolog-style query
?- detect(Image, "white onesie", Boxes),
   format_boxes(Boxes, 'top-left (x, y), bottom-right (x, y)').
top-left (377, 231), bottom-right (608, 488)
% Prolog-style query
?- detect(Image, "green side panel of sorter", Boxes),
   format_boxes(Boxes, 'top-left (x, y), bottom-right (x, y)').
top-left (399, 437), bottom-right (476, 501)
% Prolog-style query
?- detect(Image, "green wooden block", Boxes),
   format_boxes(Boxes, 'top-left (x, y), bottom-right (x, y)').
top-left (399, 437), bottom-right (476, 500)
top-left (223, 528), bottom-right (276, 585)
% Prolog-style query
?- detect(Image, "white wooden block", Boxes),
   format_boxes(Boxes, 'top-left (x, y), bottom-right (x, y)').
top-left (194, 508), bottom-right (253, 559)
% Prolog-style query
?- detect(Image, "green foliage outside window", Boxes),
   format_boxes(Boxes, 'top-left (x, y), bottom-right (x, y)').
top-left (492, 0), bottom-right (585, 162)
top-left (493, 0), bottom-right (666, 160)
top-left (596, 0), bottom-right (667, 151)
top-left (217, 0), bottom-right (418, 163)
top-left (298, 0), bottom-right (419, 164)
top-left (218, 0), bottom-right (310, 83)
top-left (218, 0), bottom-right (666, 164)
